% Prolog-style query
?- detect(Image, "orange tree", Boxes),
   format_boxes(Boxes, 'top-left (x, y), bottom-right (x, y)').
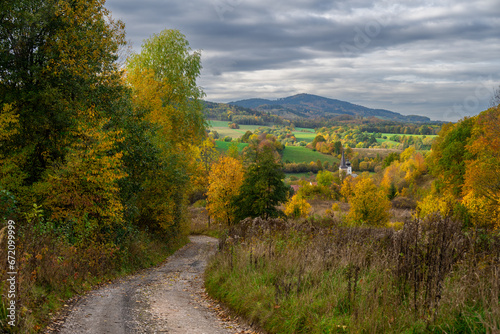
top-left (462, 106), bottom-right (500, 229)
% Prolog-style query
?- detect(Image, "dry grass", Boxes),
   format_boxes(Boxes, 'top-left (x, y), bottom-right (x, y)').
top-left (206, 216), bottom-right (500, 334)
top-left (189, 206), bottom-right (224, 238)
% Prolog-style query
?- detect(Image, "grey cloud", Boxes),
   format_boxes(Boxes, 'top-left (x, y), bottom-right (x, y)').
top-left (105, 0), bottom-right (500, 121)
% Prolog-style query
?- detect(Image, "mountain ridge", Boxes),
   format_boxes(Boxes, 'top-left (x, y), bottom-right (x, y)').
top-left (228, 93), bottom-right (431, 123)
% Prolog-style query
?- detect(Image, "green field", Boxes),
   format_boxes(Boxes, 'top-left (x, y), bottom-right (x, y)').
top-left (282, 146), bottom-right (338, 164)
top-left (208, 120), bottom-right (258, 138)
top-left (375, 138), bottom-right (400, 145)
top-left (208, 120), bottom-right (318, 143)
top-left (215, 140), bottom-right (338, 165)
top-left (292, 128), bottom-right (316, 143)
top-left (214, 141), bottom-right (248, 152)
top-left (381, 133), bottom-right (437, 138)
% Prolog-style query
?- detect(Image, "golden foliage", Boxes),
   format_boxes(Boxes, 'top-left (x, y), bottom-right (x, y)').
top-left (347, 177), bottom-right (391, 226)
top-left (37, 110), bottom-right (127, 228)
top-left (0, 104), bottom-right (19, 141)
top-left (462, 106), bottom-right (500, 229)
top-left (0, 104), bottom-right (28, 191)
top-left (206, 156), bottom-right (244, 225)
top-left (340, 176), bottom-right (357, 202)
top-left (284, 194), bottom-right (311, 218)
top-left (126, 29), bottom-right (205, 147)
top-left (417, 192), bottom-right (456, 219)
top-left (44, 0), bottom-right (126, 81)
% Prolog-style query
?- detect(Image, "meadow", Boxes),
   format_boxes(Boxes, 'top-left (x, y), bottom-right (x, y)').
top-left (282, 146), bottom-right (338, 165)
top-left (205, 216), bottom-right (500, 334)
top-left (208, 120), bottom-right (317, 143)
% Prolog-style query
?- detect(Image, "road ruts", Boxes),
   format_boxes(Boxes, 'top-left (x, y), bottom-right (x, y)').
top-left (53, 235), bottom-right (253, 334)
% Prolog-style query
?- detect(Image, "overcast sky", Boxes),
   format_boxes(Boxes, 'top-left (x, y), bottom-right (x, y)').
top-left (105, 0), bottom-right (500, 121)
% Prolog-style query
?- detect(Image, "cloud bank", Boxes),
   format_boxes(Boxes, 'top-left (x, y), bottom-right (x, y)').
top-left (106, 0), bottom-right (500, 121)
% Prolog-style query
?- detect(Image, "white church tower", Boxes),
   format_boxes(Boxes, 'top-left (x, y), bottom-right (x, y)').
top-left (339, 149), bottom-right (352, 177)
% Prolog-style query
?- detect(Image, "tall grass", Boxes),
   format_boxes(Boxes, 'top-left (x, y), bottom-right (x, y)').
top-left (205, 216), bottom-right (500, 333)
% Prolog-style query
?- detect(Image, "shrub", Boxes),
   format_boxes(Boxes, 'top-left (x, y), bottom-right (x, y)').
top-left (284, 194), bottom-right (311, 218)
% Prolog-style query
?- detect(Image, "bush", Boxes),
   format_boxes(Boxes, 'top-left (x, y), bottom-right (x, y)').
top-left (391, 196), bottom-right (417, 210)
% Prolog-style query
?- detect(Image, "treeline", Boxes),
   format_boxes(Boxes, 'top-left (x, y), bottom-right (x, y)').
top-left (204, 101), bottom-right (291, 126)
top-left (205, 101), bottom-right (442, 132)
top-left (291, 116), bottom-right (442, 133)
top-left (311, 125), bottom-right (435, 150)
top-left (0, 1), bottom-right (205, 331)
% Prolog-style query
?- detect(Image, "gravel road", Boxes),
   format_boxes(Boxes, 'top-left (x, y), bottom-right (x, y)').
top-left (49, 235), bottom-right (257, 334)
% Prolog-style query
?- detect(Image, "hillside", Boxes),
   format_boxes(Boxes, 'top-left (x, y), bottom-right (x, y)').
top-left (229, 93), bottom-right (431, 123)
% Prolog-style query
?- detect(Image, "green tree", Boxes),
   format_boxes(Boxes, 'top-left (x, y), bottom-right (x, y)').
top-left (333, 141), bottom-right (343, 155)
top-left (427, 118), bottom-right (475, 197)
top-left (126, 29), bottom-right (205, 146)
top-left (311, 134), bottom-right (326, 150)
top-left (0, 0), bottom-right (127, 187)
top-left (317, 170), bottom-right (334, 187)
top-left (124, 29), bottom-right (207, 234)
top-left (233, 146), bottom-right (290, 221)
top-left (241, 130), bottom-right (253, 143)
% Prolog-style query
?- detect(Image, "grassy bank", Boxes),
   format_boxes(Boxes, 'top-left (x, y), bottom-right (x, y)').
top-left (205, 217), bottom-right (499, 333)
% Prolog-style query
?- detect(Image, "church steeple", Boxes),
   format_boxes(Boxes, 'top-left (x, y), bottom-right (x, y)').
top-left (340, 150), bottom-right (347, 169)
top-left (339, 148), bottom-right (352, 177)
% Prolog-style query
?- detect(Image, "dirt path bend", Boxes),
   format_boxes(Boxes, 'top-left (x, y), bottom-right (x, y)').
top-left (52, 235), bottom-right (256, 334)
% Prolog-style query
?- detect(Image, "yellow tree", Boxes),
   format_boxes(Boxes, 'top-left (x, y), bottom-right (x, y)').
top-left (126, 29), bottom-right (205, 147)
top-left (348, 177), bottom-right (391, 226)
top-left (36, 108), bottom-right (127, 236)
top-left (340, 176), bottom-right (357, 202)
top-left (124, 30), bottom-right (207, 234)
top-left (0, 104), bottom-right (28, 193)
top-left (284, 194), bottom-right (311, 218)
top-left (206, 156), bottom-right (244, 225)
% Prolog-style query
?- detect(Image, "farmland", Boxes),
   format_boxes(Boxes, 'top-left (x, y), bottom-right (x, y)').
top-left (282, 145), bottom-right (338, 164)
top-left (210, 120), bottom-right (336, 165)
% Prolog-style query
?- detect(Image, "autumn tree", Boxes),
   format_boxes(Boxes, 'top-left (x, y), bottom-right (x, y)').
top-left (427, 117), bottom-right (475, 197)
top-left (124, 29), bottom-right (206, 234)
top-left (36, 109), bottom-right (127, 237)
top-left (347, 177), bottom-right (391, 226)
top-left (462, 106), bottom-right (500, 229)
top-left (0, 0), bottom-right (127, 188)
top-left (126, 29), bottom-right (205, 145)
top-left (206, 156), bottom-right (244, 225)
top-left (284, 194), bottom-right (311, 218)
top-left (317, 170), bottom-right (334, 187)
top-left (190, 137), bottom-right (219, 198)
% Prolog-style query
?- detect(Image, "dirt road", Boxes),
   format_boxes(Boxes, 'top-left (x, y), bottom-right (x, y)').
top-left (51, 235), bottom-right (255, 334)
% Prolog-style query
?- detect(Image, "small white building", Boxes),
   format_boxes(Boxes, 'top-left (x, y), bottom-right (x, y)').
top-left (339, 149), bottom-right (352, 177)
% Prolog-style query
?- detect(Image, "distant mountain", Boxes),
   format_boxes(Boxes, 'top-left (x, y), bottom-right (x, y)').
top-left (229, 93), bottom-right (430, 123)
